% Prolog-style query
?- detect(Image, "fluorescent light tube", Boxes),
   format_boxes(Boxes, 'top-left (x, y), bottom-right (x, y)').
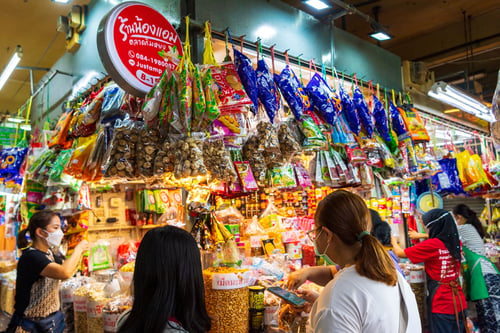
top-left (304, 0), bottom-right (330, 10)
top-left (20, 124), bottom-right (31, 131)
top-left (370, 31), bottom-right (392, 41)
top-left (0, 46), bottom-right (22, 91)
top-left (52, 0), bottom-right (71, 4)
top-left (7, 117), bottom-right (24, 123)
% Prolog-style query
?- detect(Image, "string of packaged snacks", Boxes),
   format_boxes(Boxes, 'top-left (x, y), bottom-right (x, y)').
top-left (0, 19), bottom-right (499, 333)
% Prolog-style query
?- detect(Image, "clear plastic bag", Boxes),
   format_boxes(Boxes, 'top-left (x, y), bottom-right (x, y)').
top-left (203, 136), bottom-right (238, 183)
top-left (173, 136), bottom-right (208, 179)
top-left (136, 128), bottom-right (162, 178)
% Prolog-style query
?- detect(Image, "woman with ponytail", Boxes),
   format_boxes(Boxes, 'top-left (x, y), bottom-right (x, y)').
top-left (306, 190), bottom-right (420, 332)
top-left (453, 204), bottom-right (500, 333)
top-left (6, 210), bottom-right (88, 333)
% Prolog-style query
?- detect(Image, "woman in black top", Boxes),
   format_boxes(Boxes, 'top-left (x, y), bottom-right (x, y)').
top-left (6, 210), bottom-right (88, 333)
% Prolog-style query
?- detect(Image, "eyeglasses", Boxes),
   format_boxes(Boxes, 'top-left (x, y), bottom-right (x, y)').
top-left (307, 227), bottom-right (323, 243)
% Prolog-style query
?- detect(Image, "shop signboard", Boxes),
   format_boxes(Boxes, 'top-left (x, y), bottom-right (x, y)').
top-left (0, 127), bottom-right (25, 147)
top-left (97, 2), bottom-right (183, 96)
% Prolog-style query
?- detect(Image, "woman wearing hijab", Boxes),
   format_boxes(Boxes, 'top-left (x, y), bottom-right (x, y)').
top-left (453, 204), bottom-right (500, 333)
top-left (392, 209), bottom-right (467, 333)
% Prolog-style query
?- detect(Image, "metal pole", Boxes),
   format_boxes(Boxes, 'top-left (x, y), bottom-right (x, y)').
top-left (29, 69), bottom-right (34, 95)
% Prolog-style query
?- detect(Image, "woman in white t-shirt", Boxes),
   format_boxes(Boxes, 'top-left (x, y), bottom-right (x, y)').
top-left (305, 190), bottom-right (421, 333)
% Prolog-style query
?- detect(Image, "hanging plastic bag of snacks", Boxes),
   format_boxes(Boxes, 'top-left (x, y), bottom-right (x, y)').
top-left (64, 135), bottom-right (97, 180)
top-left (352, 85), bottom-right (374, 138)
top-left (372, 94), bottom-right (391, 142)
top-left (398, 104), bottom-right (430, 143)
top-left (203, 136), bottom-right (238, 183)
top-left (47, 149), bottom-right (74, 183)
top-left (305, 71), bottom-right (339, 125)
top-left (48, 109), bottom-right (75, 149)
top-left (242, 137), bottom-right (267, 187)
top-left (0, 147), bottom-right (28, 181)
top-left (104, 117), bottom-right (142, 180)
top-left (278, 122), bottom-right (301, 161)
top-left (100, 84), bottom-right (126, 124)
top-left (338, 86), bottom-right (360, 136)
top-left (143, 69), bottom-right (170, 124)
top-left (173, 136), bottom-right (208, 179)
top-left (234, 46), bottom-right (259, 114)
top-left (153, 138), bottom-right (176, 177)
top-left (136, 128), bottom-right (162, 178)
top-left (191, 65), bottom-right (208, 132)
top-left (298, 115), bottom-right (327, 149)
top-left (256, 47), bottom-right (279, 123)
top-left (256, 121), bottom-right (283, 167)
top-left (390, 101), bottom-right (408, 139)
top-left (83, 128), bottom-right (111, 182)
top-left (275, 63), bottom-right (310, 120)
top-left (199, 67), bottom-right (220, 130)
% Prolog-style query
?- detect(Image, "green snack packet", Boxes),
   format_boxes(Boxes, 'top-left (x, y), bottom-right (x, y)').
top-left (299, 115), bottom-right (327, 148)
top-left (48, 149), bottom-right (74, 182)
top-left (143, 190), bottom-right (157, 213)
top-left (199, 68), bottom-right (220, 130)
top-left (191, 66), bottom-right (207, 132)
top-left (154, 189), bottom-right (170, 214)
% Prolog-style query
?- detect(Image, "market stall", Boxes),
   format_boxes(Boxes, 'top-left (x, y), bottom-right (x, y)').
top-left (0, 10), bottom-right (499, 333)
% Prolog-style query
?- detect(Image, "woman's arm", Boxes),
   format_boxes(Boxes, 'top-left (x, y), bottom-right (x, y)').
top-left (391, 237), bottom-right (408, 258)
top-left (287, 266), bottom-right (336, 290)
top-left (408, 230), bottom-right (429, 240)
top-left (41, 240), bottom-right (88, 280)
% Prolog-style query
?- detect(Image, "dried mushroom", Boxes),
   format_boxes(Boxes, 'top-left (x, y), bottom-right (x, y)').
top-left (136, 128), bottom-right (161, 178)
top-left (203, 139), bottom-right (237, 183)
top-left (173, 137), bottom-right (207, 179)
top-left (104, 122), bottom-right (141, 179)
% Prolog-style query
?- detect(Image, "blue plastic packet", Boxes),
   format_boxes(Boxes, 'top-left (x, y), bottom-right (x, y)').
top-left (233, 48), bottom-right (259, 114)
top-left (276, 65), bottom-right (311, 120)
top-left (352, 86), bottom-right (374, 137)
top-left (389, 101), bottom-right (408, 138)
top-left (305, 73), bottom-right (338, 125)
top-left (256, 58), bottom-right (279, 123)
top-left (339, 86), bottom-right (360, 135)
top-left (372, 95), bottom-right (391, 142)
top-left (0, 147), bottom-right (28, 181)
top-left (432, 158), bottom-right (465, 195)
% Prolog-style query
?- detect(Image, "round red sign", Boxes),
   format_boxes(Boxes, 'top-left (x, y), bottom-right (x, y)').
top-left (97, 2), bottom-right (183, 96)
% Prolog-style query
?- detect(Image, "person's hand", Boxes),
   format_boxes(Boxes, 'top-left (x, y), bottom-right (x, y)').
top-left (287, 268), bottom-right (309, 291)
top-left (297, 289), bottom-right (319, 304)
top-left (408, 230), bottom-right (428, 239)
top-left (75, 240), bottom-right (89, 254)
top-left (391, 236), bottom-right (399, 247)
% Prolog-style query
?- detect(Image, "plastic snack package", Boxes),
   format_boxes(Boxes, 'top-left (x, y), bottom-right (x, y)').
top-left (389, 101), bottom-right (408, 138)
top-left (339, 86), bottom-right (360, 135)
top-left (305, 73), bottom-right (338, 125)
top-left (173, 136), bottom-right (208, 179)
top-left (191, 65), bottom-right (208, 132)
top-left (270, 164), bottom-right (297, 189)
top-left (256, 58), bottom-right (280, 123)
top-left (136, 128), bottom-right (162, 178)
top-left (143, 69), bottom-right (170, 124)
top-left (48, 149), bottom-right (74, 183)
top-left (211, 63), bottom-right (253, 113)
top-left (243, 136), bottom-right (268, 187)
top-left (100, 84), bottom-right (126, 123)
top-left (398, 104), bottom-right (430, 143)
top-left (294, 161), bottom-right (312, 189)
top-left (154, 138), bottom-right (176, 177)
top-left (276, 65), bottom-right (311, 120)
top-left (103, 117), bottom-right (142, 180)
top-left (299, 115), bottom-right (327, 149)
top-left (203, 137), bottom-right (238, 183)
top-left (234, 161), bottom-right (259, 191)
top-left (80, 88), bottom-right (104, 128)
top-left (432, 158), bottom-right (465, 195)
top-left (278, 122), bottom-right (302, 161)
top-left (234, 48), bottom-right (259, 114)
top-left (83, 128), bottom-right (110, 182)
top-left (0, 147), bottom-right (28, 181)
top-left (372, 95), bottom-right (391, 142)
top-left (199, 67), bottom-right (220, 130)
top-left (64, 135), bottom-right (97, 180)
top-left (177, 58), bottom-right (193, 134)
top-left (48, 109), bottom-right (75, 149)
top-left (213, 113), bottom-right (246, 137)
top-left (352, 86), bottom-right (374, 137)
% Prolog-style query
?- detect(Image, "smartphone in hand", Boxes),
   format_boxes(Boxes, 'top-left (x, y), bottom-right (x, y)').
top-left (267, 286), bottom-right (307, 307)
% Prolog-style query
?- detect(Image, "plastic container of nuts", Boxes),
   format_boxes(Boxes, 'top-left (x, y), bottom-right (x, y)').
top-left (203, 267), bottom-right (250, 333)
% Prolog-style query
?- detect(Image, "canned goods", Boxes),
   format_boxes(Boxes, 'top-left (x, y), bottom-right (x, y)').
top-left (249, 309), bottom-right (264, 332)
top-left (248, 286), bottom-right (265, 310)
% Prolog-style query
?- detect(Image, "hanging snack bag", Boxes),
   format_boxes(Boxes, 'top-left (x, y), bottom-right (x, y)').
top-left (48, 149), bottom-right (74, 183)
top-left (242, 136), bottom-right (267, 187)
top-left (338, 87), bottom-right (360, 135)
top-left (372, 95), bottom-right (391, 142)
top-left (211, 63), bottom-right (253, 113)
top-left (256, 58), bottom-right (279, 123)
top-left (390, 101), bottom-right (408, 138)
top-left (234, 48), bottom-right (259, 114)
top-left (100, 84), bottom-right (126, 124)
top-left (177, 58), bottom-right (193, 134)
top-left (154, 189), bottom-right (170, 214)
top-left (154, 139), bottom-right (176, 177)
top-left (143, 69), bottom-right (170, 124)
top-left (299, 115), bottom-right (327, 149)
top-left (398, 104), bottom-right (430, 143)
top-left (432, 158), bottom-right (465, 195)
top-left (0, 147), bottom-right (28, 181)
top-left (199, 68), bottom-right (221, 130)
top-left (294, 161), bottom-right (312, 189)
top-left (173, 137), bottom-right (208, 179)
top-left (83, 128), bottom-right (110, 182)
top-left (352, 86), bottom-right (374, 138)
top-left (306, 73), bottom-right (338, 125)
top-left (88, 241), bottom-right (112, 272)
top-left (203, 137), bottom-right (238, 183)
top-left (276, 65), bottom-right (310, 120)
top-left (234, 161), bottom-right (258, 191)
top-left (48, 109), bottom-right (75, 149)
top-left (104, 118), bottom-right (141, 180)
top-left (64, 135), bottom-right (97, 180)
top-left (278, 122), bottom-right (301, 161)
top-left (136, 128), bottom-right (162, 178)
top-left (191, 65), bottom-right (208, 132)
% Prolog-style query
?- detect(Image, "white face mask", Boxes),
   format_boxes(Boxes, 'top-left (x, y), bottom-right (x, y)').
top-left (43, 228), bottom-right (64, 248)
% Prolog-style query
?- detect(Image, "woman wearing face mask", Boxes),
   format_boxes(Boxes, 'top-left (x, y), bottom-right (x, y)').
top-left (6, 210), bottom-right (88, 333)
top-left (305, 190), bottom-right (421, 332)
top-left (453, 204), bottom-right (500, 333)
top-left (392, 209), bottom-right (468, 333)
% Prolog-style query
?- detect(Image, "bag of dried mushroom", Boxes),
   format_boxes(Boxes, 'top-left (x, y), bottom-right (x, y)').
top-left (136, 127), bottom-right (162, 178)
top-left (104, 117), bottom-right (143, 180)
top-left (203, 267), bottom-right (250, 333)
top-left (202, 136), bottom-right (237, 183)
top-left (173, 136), bottom-right (208, 179)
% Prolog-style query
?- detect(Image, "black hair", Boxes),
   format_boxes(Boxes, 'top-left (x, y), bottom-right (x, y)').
top-left (17, 210), bottom-right (58, 249)
top-left (453, 204), bottom-right (485, 238)
top-left (369, 209), bottom-right (384, 228)
top-left (118, 226), bottom-right (211, 333)
top-left (371, 222), bottom-right (392, 246)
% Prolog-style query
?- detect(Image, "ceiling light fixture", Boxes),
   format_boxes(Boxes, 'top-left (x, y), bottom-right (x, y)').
top-left (304, 0), bottom-right (331, 10)
top-left (428, 81), bottom-right (494, 122)
top-left (52, 0), bottom-right (71, 4)
top-left (369, 30), bottom-right (392, 41)
top-left (0, 45), bottom-right (22, 91)
top-left (7, 117), bottom-right (24, 123)
top-left (20, 124), bottom-right (32, 131)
